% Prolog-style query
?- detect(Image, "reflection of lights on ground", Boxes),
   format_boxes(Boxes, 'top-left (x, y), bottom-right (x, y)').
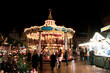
top-left (72, 60), bottom-right (75, 71)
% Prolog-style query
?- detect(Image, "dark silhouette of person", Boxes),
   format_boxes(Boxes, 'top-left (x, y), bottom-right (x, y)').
top-left (90, 50), bottom-right (95, 65)
top-left (84, 47), bottom-right (88, 63)
top-left (39, 51), bottom-right (43, 69)
top-left (57, 50), bottom-right (62, 68)
top-left (50, 53), bottom-right (56, 71)
top-left (32, 50), bottom-right (39, 71)
top-left (27, 50), bottom-right (31, 62)
top-left (80, 49), bottom-right (85, 61)
top-left (64, 50), bottom-right (68, 66)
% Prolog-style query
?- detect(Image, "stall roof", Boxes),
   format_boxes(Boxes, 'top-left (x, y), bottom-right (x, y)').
top-left (91, 32), bottom-right (105, 42)
top-left (100, 32), bottom-right (110, 39)
top-left (79, 32), bottom-right (110, 46)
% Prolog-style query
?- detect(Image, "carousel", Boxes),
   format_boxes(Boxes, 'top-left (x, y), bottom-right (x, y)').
top-left (24, 9), bottom-right (75, 59)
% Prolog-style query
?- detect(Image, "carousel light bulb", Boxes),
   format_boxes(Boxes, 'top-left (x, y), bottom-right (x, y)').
top-left (60, 47), bottom-right (63, 50)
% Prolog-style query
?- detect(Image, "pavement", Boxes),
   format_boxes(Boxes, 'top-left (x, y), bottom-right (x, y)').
top-left (43, 57), bottom-right (74, 62)
top-left (38, 56), bottom-right (110, 73)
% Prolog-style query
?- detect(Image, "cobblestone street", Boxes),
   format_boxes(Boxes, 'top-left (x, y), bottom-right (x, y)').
top-left (38, 58), bottom-right (110, 73)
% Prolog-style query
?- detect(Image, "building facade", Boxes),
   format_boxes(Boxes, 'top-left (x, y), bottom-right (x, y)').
top-left (9, 28), bottom-right (27, 46)
top-left (102, 14), bottom-right (110, 26)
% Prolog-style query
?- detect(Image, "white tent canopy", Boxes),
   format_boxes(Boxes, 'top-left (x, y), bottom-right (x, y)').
top-left (79, 32), bottom-right (110, 57)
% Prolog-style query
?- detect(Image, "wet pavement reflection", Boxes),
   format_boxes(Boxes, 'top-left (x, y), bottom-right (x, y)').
top-left (38, 59), bottom-right (110, 73)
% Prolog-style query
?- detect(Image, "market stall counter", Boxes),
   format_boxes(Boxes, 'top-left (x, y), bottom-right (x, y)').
top-left (95, 55), bottom-right (110, 69)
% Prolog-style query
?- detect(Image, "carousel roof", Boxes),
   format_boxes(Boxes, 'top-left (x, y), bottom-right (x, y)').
top-left (24, 9), bottom-right (75, 39)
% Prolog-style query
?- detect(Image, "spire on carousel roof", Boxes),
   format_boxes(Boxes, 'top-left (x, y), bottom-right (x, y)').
top-left (48, 9), bottom-right (53, 20)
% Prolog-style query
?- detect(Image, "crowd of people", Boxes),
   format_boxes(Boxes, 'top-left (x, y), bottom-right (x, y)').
top-left (0, 49), bottom-right (39, 73)
top-left (30, 49), bottom-right (68, 72)
top-left (79, 47), bottom-right (95, 65)
top-left (0, 44), bottom-right (70, 73)
top-left (0, 46), bottom-right (97, 73)
top-left (50, 49), bottom-right (63, 70)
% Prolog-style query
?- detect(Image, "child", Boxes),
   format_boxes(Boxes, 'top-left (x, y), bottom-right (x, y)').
top-left (56, 57), bottom-right (59, 69)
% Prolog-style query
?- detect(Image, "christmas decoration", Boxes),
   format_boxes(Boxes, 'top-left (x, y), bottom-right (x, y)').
top-left (0, 46), bottom-right (4, 71)
top-left (17, 48), bottom-right (31, 73)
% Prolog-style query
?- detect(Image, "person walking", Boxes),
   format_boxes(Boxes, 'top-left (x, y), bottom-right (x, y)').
top-left (83, 47), bottom-right (87, 64)
top-left (56, 56), bottom-right (59, 69)
top-left (84, 48), bottom-right (90, 64)
top-left (39, 51), bottom-right (43, 70)
top-left (50, 52), bottom-right (56, 71)
top-left (57, 50), bottom-right (63, 69)
top-left (80, 49), bottom-right (85, 61)
top-left (27, 50), bottom-right (31, 62)
top-left (32, 50), bottom-right (39, 72)
top-left (89, 50), bottom-right (95, 65)
top-left (64, 50), bottom-right (68, 66)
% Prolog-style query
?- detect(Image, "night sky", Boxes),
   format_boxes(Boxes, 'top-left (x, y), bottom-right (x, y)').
top-left (0, 2), bottom-right (110, 37)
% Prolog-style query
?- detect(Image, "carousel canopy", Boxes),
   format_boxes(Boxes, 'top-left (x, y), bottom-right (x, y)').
top-left (24, 9), bottom-right (75, 40)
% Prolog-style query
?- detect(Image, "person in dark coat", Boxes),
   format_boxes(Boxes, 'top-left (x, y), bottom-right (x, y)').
top-left (64, 50), bottom-right (68, 66)
top-left (27, 50), bottom-right (31, 62)
top-left (80, 49), bottom-right (85, 61)
top-left (39, 51), bottom-right (43, 69)
top-left (50, 53), bottom-right (56, 70)
top-left (32, 50), bottom-right (39, 71)
top-left (57, 50), bottom-right (62, 68)
top-left (89, 50), bottom-right (95, 65)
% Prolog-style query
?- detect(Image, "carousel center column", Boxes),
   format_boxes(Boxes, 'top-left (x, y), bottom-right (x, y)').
top-left (64, 32), bottom-right (68, 66)
top-left (38, 31), bottom-right (42, 56)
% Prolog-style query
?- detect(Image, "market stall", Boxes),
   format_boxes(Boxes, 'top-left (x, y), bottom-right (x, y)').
top-left (79, 32), bottom-right (110, 69)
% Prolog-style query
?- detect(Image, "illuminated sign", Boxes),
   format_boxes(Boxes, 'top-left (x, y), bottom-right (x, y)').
top-left (101, 25), bottom-right (110, 32)
top-left (45, 20), bottom-right (55, 26)
top-left (62, 28), bottom-right (66, 32)
top-left (67, 29), bottom-right (70, 32)
top-left (41, 26), bottom-right (53, 30)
